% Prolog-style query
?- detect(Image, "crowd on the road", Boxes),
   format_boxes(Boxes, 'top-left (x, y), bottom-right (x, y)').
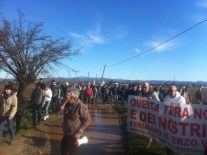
top-left (0, 79), bottom-right (206, 155)
top-left (30, 79), bottom-right (207, 120)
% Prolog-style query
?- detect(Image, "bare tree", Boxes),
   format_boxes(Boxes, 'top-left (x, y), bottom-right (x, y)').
top-left (0, 11), bottom-right (78, 131)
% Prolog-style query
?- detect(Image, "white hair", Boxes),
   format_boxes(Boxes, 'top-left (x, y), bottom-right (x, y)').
top-left (67, 88), bottom-right (80, 99)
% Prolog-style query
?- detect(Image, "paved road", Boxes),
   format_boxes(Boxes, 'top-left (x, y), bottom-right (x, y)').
top-left (78, 104), bottom-right (125, 155)
top-left (0, 104), bottom-right (125, 155)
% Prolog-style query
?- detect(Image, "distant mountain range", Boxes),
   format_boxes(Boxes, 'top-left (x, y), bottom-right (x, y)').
top-left (1, 77), bottom-right (207, 86)
top-left (44, 76), bottom-right (207, 86)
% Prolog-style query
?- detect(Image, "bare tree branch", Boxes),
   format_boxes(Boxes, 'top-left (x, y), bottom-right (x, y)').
top-left (0, 10), bottom-right (79, 92)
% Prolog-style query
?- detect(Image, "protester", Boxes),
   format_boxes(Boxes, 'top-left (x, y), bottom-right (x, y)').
top-left (164, 84), bottom-right (186, 105)
top-left (195, 87), bottom-right (203, 104)
top-left (61, 81), bottom-right (70, 96)
top-left (50, 80), bottom-right (61, 113)
top-left (59, 88), bottom-right (90, 155)
top-left (31, 83), bottom-right (45, 128)
top-left (0, 85), bottom-right (17, 145)
top-left (139, 82), bottom-right (160, 148)
top-left (149, 85), bottom-right (160, 101)
top-left (85, 85), bottom-right (93, 104)
top-left (164, 84), bottom-right (186, 155)
top-left (42, 85), bottom-right (52, 121)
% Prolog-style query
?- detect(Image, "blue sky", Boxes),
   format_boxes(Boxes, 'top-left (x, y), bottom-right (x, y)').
top-left (1, 0), bottom-right (207, 81)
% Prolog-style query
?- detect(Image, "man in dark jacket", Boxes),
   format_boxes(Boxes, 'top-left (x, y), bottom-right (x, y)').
top-left (31, 83), bottom-right (45, 128)
top-left (195, 88), bottom-right (203, 104)
top-left (59, 88), bottom-right (90, 155)
top-left (50, 80), bottom-right (61, 113)
top-left (139, 82), bottom-right (160, 148)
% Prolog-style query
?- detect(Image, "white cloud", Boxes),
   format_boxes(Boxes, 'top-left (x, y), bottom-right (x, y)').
top-left (69, 24), bottom-right (105, 47)
top-left (143, 27), bottom-right (178, 53)
top-left (196, 0), bottom-right (207, 8)
top-left (69, 23), bottom-right (128, 48)
top-left (146, 41), bottom-right (174, 52)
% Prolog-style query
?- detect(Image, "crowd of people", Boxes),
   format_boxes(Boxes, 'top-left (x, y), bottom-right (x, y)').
top-left (0, 79), bottom-right (206, 155)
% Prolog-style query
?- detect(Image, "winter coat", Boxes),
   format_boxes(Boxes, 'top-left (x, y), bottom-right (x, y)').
top-left (0, 94), bottom-right (17, 118)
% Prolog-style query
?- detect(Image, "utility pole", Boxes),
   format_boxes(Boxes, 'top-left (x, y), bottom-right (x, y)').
top-left (88, 72), bottom-right (90, 83)
top-left (100, 64), bottom-right (106, 84)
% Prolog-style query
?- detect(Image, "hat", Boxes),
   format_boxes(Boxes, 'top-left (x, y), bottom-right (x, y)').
top-left (4, 84), bottom-right (13, 90)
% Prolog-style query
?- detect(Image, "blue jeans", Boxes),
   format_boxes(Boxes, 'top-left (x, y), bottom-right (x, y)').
top-left (0, 116), bottom-right (15, 143)
top-left (32, 104), bottom-right (42, 127)
top-left (43, 101), bottom-right (51, 117)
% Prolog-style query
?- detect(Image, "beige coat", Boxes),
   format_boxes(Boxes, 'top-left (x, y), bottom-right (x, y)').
top-left (0, 94), bottom-right (18, 119)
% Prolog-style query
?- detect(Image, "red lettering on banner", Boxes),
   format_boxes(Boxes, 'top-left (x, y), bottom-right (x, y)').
top-left (159, 118), bottom-right (207, 137)
top-left (147, 112), bottom-right (156, 125)
top-left (194, 108), bottom-right (207, 120)
top-left (139, 111), bottom-right (156, 125)
top-left (158, 117), bottom-right (178, 134)
top-left (129, 98), bottom-right (159, 112)
top-left (131, 109), bottom-right (136, 120)
top-left (194, 108), bottom-right (202, 119)
top-left (171, 137), bottom-right (197, 147)
top-left (179, 122), bottom-right (189, 136)
top-left (159, 117), bottom-right (167, 129)
top-left (130, 98), bottom-right (136, 107)
top-left (164, 105), bottom-right (189, 118)
top-left (130, 121), bottom-right (146, 129)
top-left (130, 121), bottom-right (138, 128)
top-left (182, 108), bottom-right (189, 118)
top-left (168, 119), bottom-right (177, 134)
top-left (141, 99), bottom-right (147, 108)
top-left (175, 107), bottom-right (181, 118)
top-left (140, 111), bottom-right (147, 122)
top-left (190, 123), bottom-right (201, 137)
top-left (130, 121), bottom-right (144, 129)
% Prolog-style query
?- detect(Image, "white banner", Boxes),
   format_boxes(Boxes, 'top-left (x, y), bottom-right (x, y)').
top-left (127, 95), bottom-right (207, 155)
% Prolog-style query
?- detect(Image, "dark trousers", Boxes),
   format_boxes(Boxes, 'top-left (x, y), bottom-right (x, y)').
top-left (32, 104), bottom-right (42, 127)
top-left (166, 147), bottom-right (174, 155)
top-left (0, 116), bottom-right (15, 143)
top-left (61, 135), bottom-right (77, 155)
top-left (16, 114), bottom-right (22, 133)
top-left (51, 97), bottom-right (60, 113)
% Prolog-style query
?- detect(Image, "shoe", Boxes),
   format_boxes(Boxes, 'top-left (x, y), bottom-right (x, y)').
top-left (43, 115), bottom-right (49, 120)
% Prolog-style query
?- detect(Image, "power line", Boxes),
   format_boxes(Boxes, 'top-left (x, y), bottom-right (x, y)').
top-left (106, 17), bottom-right (207, 67)
top-left (59, 62), bottom-right (79, 73)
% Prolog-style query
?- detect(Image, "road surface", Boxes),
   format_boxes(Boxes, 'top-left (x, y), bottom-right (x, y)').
top-left (0, 104), bottom-right (125, 155)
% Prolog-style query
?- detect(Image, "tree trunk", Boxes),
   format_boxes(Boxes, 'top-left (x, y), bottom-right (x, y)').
top-left (16, 80), bottom-right (27, 133)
